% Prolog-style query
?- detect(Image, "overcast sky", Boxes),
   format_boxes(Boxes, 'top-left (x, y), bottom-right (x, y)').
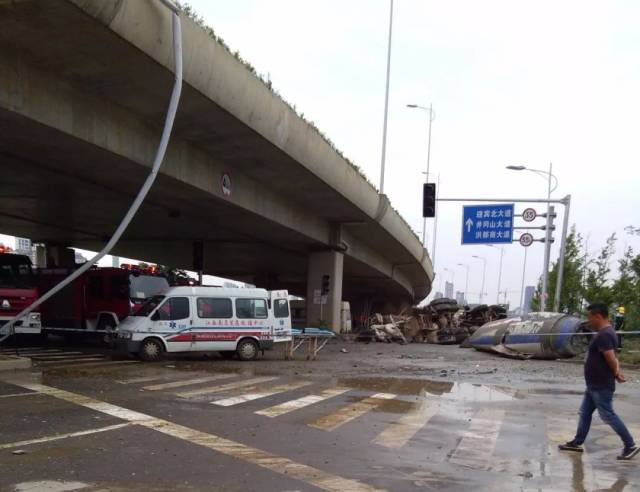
top-left (3, 0), bottom-right (639, 306)
top-left (180, 0), bottom-right (640, 305)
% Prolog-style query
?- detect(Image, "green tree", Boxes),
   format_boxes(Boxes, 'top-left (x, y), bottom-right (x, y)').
top-left (583, 233), bottom-right (617, 307)
top-left (548, 228), bottom-right (585, 313)
top-left (531, 227), bottom-right (585, 313)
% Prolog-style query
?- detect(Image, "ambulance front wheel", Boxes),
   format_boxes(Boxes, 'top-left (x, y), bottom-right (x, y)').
top-left (236, 339), bottom-right (259, 361)
top-left (139, 338), bottom-right (164, 362)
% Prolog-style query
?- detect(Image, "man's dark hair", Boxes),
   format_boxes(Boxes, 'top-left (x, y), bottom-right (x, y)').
top-left (587, 302), bottom-right (609, 318)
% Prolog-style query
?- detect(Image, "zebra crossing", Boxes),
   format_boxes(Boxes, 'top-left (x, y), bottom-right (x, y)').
top-left (1, 358), bottom-right (636, 490)
top-left (112, 368), bottom-right (639, 482)
top-left (0, 346), bottom-right (137, 369)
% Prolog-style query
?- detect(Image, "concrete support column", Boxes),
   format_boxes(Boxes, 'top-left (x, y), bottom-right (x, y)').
top-left (34, 244), bottom-right (47, 268)
top-left (44, 244), bottom-right (75, 268)
top-left (306, 251), bottom-right (344, 332)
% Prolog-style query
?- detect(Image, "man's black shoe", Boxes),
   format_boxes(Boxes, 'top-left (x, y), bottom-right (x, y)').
top-left (558, 441), bottom-right (584, 452)
top-left (617, 446), bottom-right (640, 460)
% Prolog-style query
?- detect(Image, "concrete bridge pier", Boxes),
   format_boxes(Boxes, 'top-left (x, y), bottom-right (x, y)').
top-left (305, 251), bottom-right (344, 332)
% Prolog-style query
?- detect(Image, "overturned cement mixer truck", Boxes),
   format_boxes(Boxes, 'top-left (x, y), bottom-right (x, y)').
top-left (467, 312), bottom-right (591, 359)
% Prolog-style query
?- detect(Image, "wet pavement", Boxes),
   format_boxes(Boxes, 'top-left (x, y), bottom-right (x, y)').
top-left (1, 340), bottom-right (639, 491)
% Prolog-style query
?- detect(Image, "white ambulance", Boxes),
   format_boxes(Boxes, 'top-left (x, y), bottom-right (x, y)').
top-left (115, 286), bottom-right (292, 361)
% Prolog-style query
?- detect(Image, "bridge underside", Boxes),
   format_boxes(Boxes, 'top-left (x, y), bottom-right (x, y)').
top-left (0, 0), bottom-right (433, 326)
top-left (0, 109), bottom-right (411, 305)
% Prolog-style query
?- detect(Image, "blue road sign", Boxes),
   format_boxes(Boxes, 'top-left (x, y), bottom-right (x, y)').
top-left (462, 203), bottom-right (514, 245)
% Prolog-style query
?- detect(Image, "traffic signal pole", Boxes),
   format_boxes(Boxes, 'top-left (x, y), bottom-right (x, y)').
top-left (553, 195), bottom-right (571, 312)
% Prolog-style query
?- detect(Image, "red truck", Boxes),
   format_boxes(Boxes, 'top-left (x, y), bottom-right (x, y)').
top-left (0, 252), bottom-right (42, 336)
top-left (37, 264), bottom-right (170, 338)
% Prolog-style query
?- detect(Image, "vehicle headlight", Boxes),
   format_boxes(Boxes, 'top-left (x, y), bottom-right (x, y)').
top-left (29, 312), bottom-right (41, 323)
top-left (118, 331), bottom-right (133, 339)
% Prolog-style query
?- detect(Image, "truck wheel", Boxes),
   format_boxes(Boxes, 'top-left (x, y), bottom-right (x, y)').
top-left (139, 338), bottom-right (164, 362)
top-left (236, 339), bottom-right (258, 361)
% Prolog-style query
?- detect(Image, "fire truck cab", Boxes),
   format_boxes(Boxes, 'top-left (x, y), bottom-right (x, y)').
top-left (0, 253), bottom-right (41, 335)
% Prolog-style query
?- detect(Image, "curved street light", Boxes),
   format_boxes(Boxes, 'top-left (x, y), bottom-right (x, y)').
top-left (407, 103), bottom-right (436, 248)
top-left (507, 163), bottom-right (557, 311)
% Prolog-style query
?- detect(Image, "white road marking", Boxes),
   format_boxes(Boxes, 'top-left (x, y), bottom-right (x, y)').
top-left (31, 354), bottom-right (101, 360)
top-left (1, 350), bottom-right (63, 355)
top-left (46, 360), bottom-right (139, 370)
top-left (212, 381), bottom-right (313, 407)
top-left (4, 379), bottom-right (383, 492)
top-left (449, 408), bottom-right (505, 470)
top-left (116, 375), bottom-right (171, 385)
top-left (373, 399), bottom-right (441, 449)
top-left (0, 347), bottom-right (51, 353)
top-left (256, 387), bottom-right (351, 418)
top-left (143, 374), bottom-right (236, 391)
top-left (0, 392), bottom-right (39, 399)
top-left (37, 358), bottom-right (107, 366)
top-left (309, 393), bottom-right (397, 432)
top-left (0, 423), bottom-right (132, 450)
top-left (176, 376), bottom-right (278, 398)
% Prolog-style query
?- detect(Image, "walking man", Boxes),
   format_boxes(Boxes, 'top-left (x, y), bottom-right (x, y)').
top-left (559, 302), bottom-right (639, 460)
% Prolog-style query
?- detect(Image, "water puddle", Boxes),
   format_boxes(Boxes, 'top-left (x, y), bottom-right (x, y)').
top-left (13, 481), bottom-right (89, 492)
top-left (338, 376), bottom-right (517, 402)
top-left (435, 382), bottom-right (516, 402)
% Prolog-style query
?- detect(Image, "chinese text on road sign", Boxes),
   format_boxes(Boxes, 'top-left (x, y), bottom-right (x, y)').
top-left (462, 204), bottom-right (515, 245)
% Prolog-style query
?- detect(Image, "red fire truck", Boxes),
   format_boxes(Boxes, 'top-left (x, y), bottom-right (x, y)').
top-left (0, 252), bottom-right (42, 336)
top-left (37, 264), bottom-right (170, 338)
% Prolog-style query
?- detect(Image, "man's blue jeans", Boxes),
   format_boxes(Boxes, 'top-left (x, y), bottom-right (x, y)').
top-left (574, 388), bottom-right (635, 448)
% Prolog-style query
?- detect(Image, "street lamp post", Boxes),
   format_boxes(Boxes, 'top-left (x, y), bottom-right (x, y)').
top-left (378, 0), bottom-right (394, 194)
top-left (507, 163), bottom-right (558, 311)
top-left (519, 246), bottom-right (528, 313)
top-left (472, 255), bottom-right (487, 304)
top-left (486, 245), bottom-right (505, 304)
top-left (407, 103), bottom-right (435, 248)
top-left (457, 263), bottom-right (470, 305)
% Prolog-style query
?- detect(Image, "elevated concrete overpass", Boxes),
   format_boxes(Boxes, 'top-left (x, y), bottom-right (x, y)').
top-left (0, 0), bottom-right (433, 329)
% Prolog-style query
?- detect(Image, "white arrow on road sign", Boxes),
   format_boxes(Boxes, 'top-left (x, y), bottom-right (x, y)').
top-left (519, 233), bottom-right (534, 247)
top-left (465, 218), bottom-right (474, 233)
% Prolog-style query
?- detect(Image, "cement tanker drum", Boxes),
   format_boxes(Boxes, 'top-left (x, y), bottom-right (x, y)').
top-left (468, 313), bottom-right (589, 359)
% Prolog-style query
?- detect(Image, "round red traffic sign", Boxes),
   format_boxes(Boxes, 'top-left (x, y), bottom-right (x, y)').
top-left (519, 233), bottom-right (534, 247)
top-left (221, 172), bottom-right (232, 197)
top-left (522, 208), bottom-right (537, 222)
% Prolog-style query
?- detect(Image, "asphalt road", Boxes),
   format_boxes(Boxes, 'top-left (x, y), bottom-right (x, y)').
top-left (1, 339), bottom-right (639, 492)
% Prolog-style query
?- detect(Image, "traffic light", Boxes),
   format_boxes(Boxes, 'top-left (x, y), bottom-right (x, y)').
top-left (321, 274), bottom-right (330, 295)
top-left (423, 183), bottom-right (436, 218)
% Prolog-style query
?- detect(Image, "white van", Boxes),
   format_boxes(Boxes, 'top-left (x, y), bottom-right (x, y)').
top-left (115, 286), bottom-right (292, 361)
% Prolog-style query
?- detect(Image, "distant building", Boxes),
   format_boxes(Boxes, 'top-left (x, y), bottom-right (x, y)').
top-left (455, 291), bottom-right (466, 306)
top-left (444, 281), bottom-right (454, 299)
top-left (434, 292), bottom-right (444, 300)
top-left (14, 237), bottom-right (35, 263)
top-left (74, 250), bottom-right (88, 264)
top-left (524, 286), bottom-right (536, 314)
